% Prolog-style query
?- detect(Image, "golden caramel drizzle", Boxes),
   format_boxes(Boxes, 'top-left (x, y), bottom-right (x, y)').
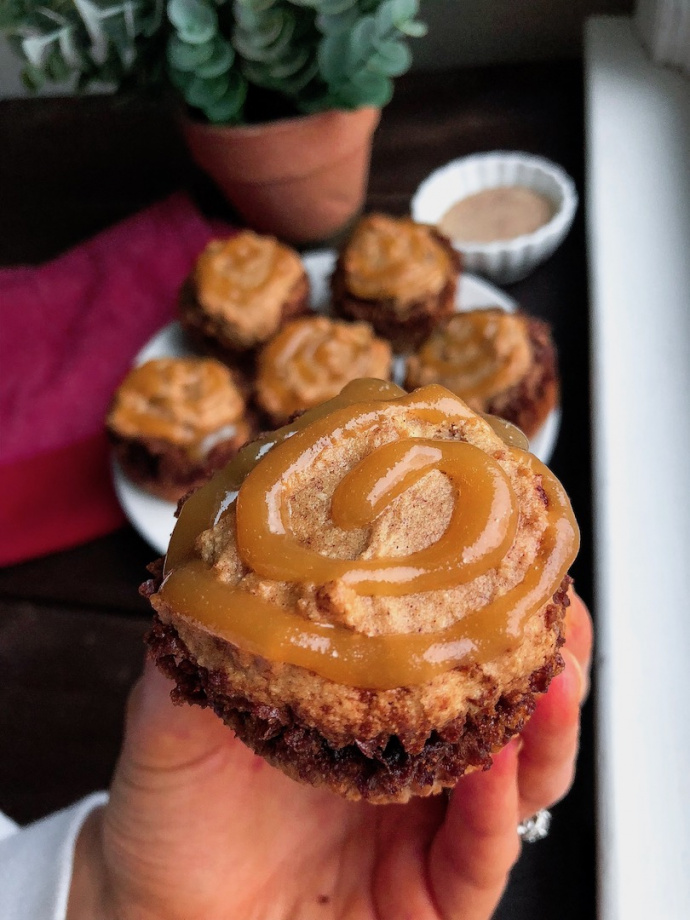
top-left (407, 310), bottom-right (532, 404)
top-left (159, 381), bottom-right (579, 690)
top-left (480, 413), bottom-right (529, 450)
top-left (109, 357), bottom-right (244, 451)
top-left (195, 232), bottom-right (304, 330)
top-left (256, 317), bottom-right (392, 423)
top-left (344, 214), bottom-right (453, 302)
top-left (238, 436), bottom-right (517, 594)
top-left (165, 378), bottom-right (407, 570)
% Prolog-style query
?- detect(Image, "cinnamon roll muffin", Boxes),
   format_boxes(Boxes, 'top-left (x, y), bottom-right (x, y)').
top-left (331, 213), bottom-right (461, 351)
top-left (254, 315), bottom-right (392, 426)
top-left (144, 379), bottom-right (579, 803)
top-left (179, 231), bottom-right (311, 359)
top-left (405, 308), bottom-right (559, 439)
top-left (107, 357), bottom-right (255, 502)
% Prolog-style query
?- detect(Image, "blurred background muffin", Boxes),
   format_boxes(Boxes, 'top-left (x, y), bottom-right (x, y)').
top-left (107, 356), bottom-right (255, 501)
top-left (179, 231), bottom-right (311, 361)
top-left (330, 213), bottom-right (461, 352)
top-left (405, 308), bottom-right (558, 438)
top-left (254, 316), bottom-right (392, 426)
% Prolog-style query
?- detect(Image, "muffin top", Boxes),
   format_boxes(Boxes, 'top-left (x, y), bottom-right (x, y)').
top-left (193, 231), bottom-right (305, 342)
top-left (157, 379), bottom-right (578, 693)
top-left (342, 214), bottom-right (456, 302)
top-left (108, 357), bottom-right (245, 455)
top-left (406, 309), bottom-right (533, 409)
top-left (255, 316), bottom-right (392, 423)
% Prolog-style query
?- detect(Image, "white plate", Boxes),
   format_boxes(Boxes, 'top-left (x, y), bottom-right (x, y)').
top-left (113, 249), bottom-right (560, 554)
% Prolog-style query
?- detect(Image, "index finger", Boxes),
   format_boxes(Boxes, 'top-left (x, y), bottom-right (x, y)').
top-left (427, 741), bottom-right (522, 920)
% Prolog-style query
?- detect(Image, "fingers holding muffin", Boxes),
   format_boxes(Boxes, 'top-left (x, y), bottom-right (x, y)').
top-left (516, 592), bottom-right (592, 820)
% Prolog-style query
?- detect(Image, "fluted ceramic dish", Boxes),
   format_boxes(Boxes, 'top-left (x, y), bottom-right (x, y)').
top-left (411, 151), bottom-right (578, 284)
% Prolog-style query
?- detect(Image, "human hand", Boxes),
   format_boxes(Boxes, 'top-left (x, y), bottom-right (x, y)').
top-left (68, 592), bottom-right (592, 920)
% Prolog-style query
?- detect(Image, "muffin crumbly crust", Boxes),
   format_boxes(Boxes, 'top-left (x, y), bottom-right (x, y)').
top-left (146, 579), bottom-right (568, 804)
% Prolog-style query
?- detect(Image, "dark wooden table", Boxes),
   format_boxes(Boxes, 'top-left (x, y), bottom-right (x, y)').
top-left (0, 61), bottom-right (594, 920)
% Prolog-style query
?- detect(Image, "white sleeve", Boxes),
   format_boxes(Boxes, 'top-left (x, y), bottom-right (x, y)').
top-left (0, 812), bottom-right (19, 841)
top-left (0, 793), bottom-right (108, 920)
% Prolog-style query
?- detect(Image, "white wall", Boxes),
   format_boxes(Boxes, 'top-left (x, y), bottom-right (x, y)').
top-left (0, 0), bottom-right (632, 99)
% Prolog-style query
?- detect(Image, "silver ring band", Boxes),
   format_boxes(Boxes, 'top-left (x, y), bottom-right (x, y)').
top-left (517, 809), bottom-right (551, 842)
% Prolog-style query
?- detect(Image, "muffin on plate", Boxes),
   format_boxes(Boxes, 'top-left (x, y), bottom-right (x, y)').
top-left (405, 308), bottom-right (559, 439)
top-left (330, 213), bottom-right (461, 351)
top-left (253, 315), bottom-right (392, 426)
top-left (179, 231), bottom-right (311, 359)
top-left (143, 378), bottom-right (579, 803)
top-left (107, 356), bottom-right (255, 502)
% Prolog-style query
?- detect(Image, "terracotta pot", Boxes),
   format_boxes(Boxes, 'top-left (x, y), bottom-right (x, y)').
top-left (182, 106), bottom-right (381, 246)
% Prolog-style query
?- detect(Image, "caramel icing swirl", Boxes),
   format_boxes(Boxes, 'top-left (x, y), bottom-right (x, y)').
top-left (194, 232), bottom-right (305, 342)
top-left (158, 380), bottom-right (578, 689)
top-left (256, 316), bottom-right (393, 423)
top-left (109, 357), bottom-right (244, 452)
top-left (344, 214), bottom-right (454, 302)
top-left (407, 310), bottom-right (532, 406)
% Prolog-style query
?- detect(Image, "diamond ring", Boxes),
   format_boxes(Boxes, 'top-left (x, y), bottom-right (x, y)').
top-left (517, 809), bottom-right (552, 842)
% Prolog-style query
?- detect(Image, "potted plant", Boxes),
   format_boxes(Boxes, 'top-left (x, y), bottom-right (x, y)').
top-left (2, 0), bottom-right (428, 243)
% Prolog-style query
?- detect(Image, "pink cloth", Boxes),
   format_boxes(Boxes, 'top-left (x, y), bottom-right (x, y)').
top-left (0, 193), bottom-right (226, 566)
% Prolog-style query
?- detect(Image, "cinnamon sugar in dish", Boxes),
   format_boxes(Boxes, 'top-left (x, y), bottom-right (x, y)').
top-left (438, 187), bottom-right (555, 244)
top-left (411, 153), bottom-right (578, 283)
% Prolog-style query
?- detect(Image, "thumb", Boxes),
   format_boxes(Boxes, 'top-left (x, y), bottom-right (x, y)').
top-left (102, 664), bottom-right (245, 916)
top-left (118, 658), bottom-right (231, 778)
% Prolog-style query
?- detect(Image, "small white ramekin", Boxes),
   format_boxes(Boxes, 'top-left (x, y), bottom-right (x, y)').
top-left (411, 151), bottom-right (578, 284)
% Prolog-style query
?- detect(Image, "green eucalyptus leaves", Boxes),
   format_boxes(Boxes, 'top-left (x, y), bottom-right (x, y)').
top-left (1, 0), bottom-right (165, 90)
top-left (2, 0), bottom-right (428, 123)
top-left (166, 0), bottom-right (246, 123)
